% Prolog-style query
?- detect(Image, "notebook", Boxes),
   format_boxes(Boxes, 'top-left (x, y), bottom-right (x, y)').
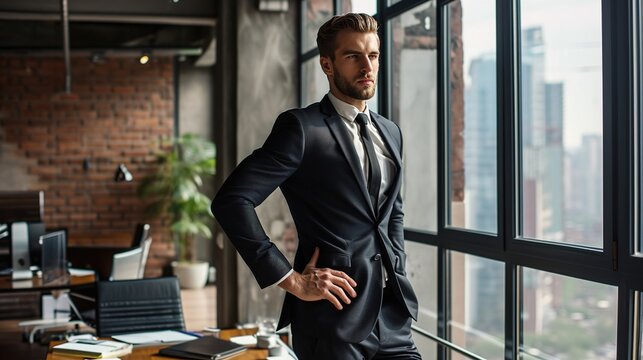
top-left (52, 339), bottom-right (133, 358)
top-left (157, 335), bottom-right (247, 360)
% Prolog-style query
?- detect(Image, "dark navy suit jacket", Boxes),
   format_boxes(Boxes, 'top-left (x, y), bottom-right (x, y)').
top-left (211, 95), bottom-right (418, 343)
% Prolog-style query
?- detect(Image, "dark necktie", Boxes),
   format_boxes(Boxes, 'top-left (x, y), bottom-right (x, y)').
top-left (355, 113), bottom-right (381, 213)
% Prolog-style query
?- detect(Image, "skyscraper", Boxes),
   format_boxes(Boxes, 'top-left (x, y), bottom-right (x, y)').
top-left (464, 53), bottom-right (497, 234)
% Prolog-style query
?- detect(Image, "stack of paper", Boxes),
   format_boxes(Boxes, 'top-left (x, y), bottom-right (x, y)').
top-left (52, 339), bottom-right (132, 358)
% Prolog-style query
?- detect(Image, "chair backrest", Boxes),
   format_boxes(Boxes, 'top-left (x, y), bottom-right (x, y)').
top-left (109, 247), bottom-right (143, 281)
top-left (131, 223), bottom-right (150, 248)
top-left (137, 237), bottom-right (152, 279)
top-left (95, 277), bottom-right (185, 337)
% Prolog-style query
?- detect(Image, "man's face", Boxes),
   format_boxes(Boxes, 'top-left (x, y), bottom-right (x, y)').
top-left (321, 30), bottom-right (380, 106)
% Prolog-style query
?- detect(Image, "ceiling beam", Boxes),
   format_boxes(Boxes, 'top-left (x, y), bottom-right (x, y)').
top-left (0, 11), bottom-right (216, 26)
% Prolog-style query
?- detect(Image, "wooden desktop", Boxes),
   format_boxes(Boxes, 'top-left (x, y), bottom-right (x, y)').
top-left (46, 328), bottom-right (271, 360)
top-left (0, 273), bottom-right (96, 293)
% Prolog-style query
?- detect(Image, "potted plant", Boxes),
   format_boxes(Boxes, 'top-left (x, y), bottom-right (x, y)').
top-left (138, 133), bottom-right (216, 289)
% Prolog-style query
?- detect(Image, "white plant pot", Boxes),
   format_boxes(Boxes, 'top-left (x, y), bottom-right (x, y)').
top-left (171, 261), bottom-right (209, 289)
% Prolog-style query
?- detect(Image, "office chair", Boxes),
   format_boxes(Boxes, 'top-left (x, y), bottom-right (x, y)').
top-left (68, 224), bottom-right (152, 280)
top-left (131, 223), bottom-right (150, 248)
top-left (95, 277), bottom-right (185, 337)
top-left (109, 247), bottom-right (143, 281)
top-left (138, 237), bottom-right (152, 278)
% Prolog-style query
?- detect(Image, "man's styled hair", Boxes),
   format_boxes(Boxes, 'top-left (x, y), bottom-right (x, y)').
top-left (316, 13), bottom-right (379, 59)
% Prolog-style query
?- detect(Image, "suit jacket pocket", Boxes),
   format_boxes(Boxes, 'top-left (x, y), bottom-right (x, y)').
top-left (394, 252), bottom-right (407, 274)
top-left (317, 252), bottom-right (351, 268)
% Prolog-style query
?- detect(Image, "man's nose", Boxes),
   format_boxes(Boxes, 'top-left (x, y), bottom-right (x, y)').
top-left (361, 56), bottom-right (374, 73)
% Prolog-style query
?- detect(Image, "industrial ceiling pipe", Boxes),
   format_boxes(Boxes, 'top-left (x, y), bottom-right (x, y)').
top-left (60, 0), bottom-right (71, 94)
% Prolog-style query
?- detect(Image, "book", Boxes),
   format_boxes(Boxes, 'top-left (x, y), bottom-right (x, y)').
top-left (112, 330), bottom-right (199, 345)
top-left (157, 335), bottom-right (247, 360)
top-left (52, 339), bottom-right (133, 358)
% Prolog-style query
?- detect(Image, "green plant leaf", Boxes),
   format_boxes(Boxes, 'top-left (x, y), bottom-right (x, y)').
top-left (137, 133), bottom-right (217, 259)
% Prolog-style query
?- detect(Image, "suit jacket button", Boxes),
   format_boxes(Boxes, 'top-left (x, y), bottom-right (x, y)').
top-left (372, 254), bottom-right (381, 261)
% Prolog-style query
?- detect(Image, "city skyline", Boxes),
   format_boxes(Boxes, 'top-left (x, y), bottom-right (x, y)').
top-left (462, 0), bottom-right (602, 149)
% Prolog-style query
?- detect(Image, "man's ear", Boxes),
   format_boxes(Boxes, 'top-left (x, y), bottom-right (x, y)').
top-left (320, 56), bottom-right (333, 76)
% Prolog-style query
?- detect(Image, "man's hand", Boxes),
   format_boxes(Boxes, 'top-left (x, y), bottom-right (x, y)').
top-left (278, 247), bottom-right (357, 310)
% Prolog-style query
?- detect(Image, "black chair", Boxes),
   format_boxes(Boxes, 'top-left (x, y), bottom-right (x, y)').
top-left (95, 277), bottom-right (185, 337)
top-left (131, 223), bottom-right (150, 248)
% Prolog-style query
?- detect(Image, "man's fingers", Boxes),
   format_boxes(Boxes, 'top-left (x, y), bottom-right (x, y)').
top-left (316, 272), bottom-right (355, 305)
top-left (329, 270), bottom-right (357, 298)
top-left (328, 284), bottom-right (351, 305)
top-left (323, 290), bottom-right (344, 310)
top-left (306, 247), bottom-right (320, 268)
top-left (331, 269), bottom-right (357, 287)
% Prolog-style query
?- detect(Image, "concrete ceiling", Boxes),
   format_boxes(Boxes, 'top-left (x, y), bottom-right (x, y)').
top-left (0, 0), bottom-right (216, 53)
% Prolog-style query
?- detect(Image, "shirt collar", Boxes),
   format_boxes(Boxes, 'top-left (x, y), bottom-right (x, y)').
top-left (327, 92), bottom-right (370, 124)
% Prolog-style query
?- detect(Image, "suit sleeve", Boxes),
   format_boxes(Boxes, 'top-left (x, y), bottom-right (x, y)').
top-left (211, 112), bottom-right (304, 288)
top-left (388, 123), bottom-right (406, 268)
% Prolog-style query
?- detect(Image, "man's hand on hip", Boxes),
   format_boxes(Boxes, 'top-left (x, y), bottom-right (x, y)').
top-left (278, 247), bottom-right (357, 310)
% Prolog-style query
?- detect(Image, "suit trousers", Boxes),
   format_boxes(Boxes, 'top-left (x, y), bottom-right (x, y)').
top-left (292, 286), bottom-right (422, 360)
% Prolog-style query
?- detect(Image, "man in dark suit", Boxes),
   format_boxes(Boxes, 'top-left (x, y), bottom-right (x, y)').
top-left (211, 13), bottom-right (421, 359)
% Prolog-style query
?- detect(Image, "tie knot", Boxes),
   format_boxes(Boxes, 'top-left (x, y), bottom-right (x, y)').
top-left (355, 113), bottom-right (369, 127)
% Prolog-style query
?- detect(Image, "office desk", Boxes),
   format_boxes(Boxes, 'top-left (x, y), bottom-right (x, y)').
top-left (46, 329), bottom-right (270, 360)
top-left (0, 273), bottom-right (96, 293)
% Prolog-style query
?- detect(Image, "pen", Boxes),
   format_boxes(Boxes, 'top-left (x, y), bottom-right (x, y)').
top-left (75, 340), bottom-right (121, 349)
top-left (179, 330), bottom-right (202, 338)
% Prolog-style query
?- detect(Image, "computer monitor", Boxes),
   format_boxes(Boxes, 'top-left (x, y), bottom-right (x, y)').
top-left (0, 191), bottom-right (44, 224)
top-left (27, 223), bottom-right (46, 267)
top-left (40, 231), bottom-right (68, 285)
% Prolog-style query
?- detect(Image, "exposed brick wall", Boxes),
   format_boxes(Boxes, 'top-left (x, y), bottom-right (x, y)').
top-left (0, 56), bottom-right (176, 277)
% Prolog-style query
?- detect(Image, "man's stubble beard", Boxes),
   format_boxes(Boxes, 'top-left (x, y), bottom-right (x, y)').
top-left (332, 64), bottom-right (376, 101)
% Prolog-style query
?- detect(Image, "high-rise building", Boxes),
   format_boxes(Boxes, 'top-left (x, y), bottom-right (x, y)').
top-left (464, 53), bottom-right (497, 234)
top-left (463, 52), bottom-right (506, 336)
top-left (521, 26), bottom-right (564, 242)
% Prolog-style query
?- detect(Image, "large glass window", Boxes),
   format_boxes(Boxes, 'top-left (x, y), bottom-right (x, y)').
top-left (447, 0), bottom-right (497, 233)
top-left (518, 0), bottom-right (603, 247)
top-left (449, 252), bottom-right (504, 360)
top-left (406, 241), bottom-right (438, 358)
top-left (302, 0), bottom-right (333, 53)
top-left (301, 57), bottom-right (328, 106)
top-left (389, 1), bottom-right (438, 232)
top-left (294, 0), bottom-right (636, 357)
top-left (339, 0), bottom-right (376, 15)
top-left (520, 268), bottom-right (617, 359)
top-left (637, 0), bottom-right (643, 255)
top-left (639, 293), bottom-right (643, 359)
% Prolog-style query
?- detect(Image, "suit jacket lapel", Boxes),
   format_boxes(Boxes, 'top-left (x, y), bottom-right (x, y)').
top-left (370, 111), bottom-right (402, 168)
top-left (321, 96), bottom-right (376, 218)
top-left (370, 111), bottom-right (402, 217)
